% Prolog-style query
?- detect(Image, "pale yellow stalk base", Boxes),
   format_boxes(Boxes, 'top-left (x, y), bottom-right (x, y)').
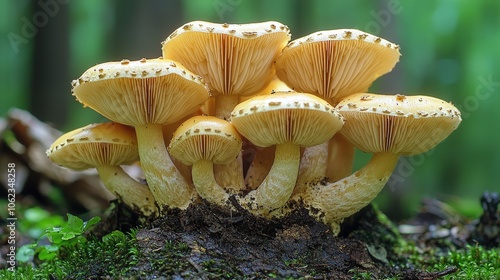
top-left (193, 159), bottom-right (232, 208)
top-left (244, 146), bottom-right (275, 190)
top-left (300, 152), bottom-right (399, 235)
top-left (325, 133), bottom-right (355, 182)
top-left (214, 154), bottom-right (246, 193)
top-left (212, 94), bottom-right (245, 193)
top-left (96, 165), bottom-right (158, 217)
top-left (171, 156), bottom-right (193, 185)
top-left (136, 124), bottom-right (195, 210)
top-left (293, 141), bottom-right (329, 195)
top-left (240, 142), bottom-right (300, 216)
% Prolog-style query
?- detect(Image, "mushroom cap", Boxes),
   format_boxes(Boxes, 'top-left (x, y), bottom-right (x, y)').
top-left (230, 91), bottom-right (345, 147)
top-left (161, 21), bottom-right (291, 97)
top-left (47, 122), bottom-right (138, 170)
top-left (275, 29), bottom-right (400, 104)
top-left (72, 58), bottom-right (210, 126)
top-left (336, 93), bottom-right (462, 155)
top-left (168, 116), bottom-right (242, 165)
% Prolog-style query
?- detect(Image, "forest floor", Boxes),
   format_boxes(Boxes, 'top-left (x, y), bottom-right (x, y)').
top-left (2, 194), bottom-right (499, 279)
top-left (1, 109), bottom-right (499, 279)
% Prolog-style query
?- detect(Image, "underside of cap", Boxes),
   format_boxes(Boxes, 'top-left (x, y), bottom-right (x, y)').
top-left (275, 29), bottom-right (400, 104)
top-left (72, 58), bottom-right (210, 126)
top-left (161, 21), bottom-right (291, 97)
top-left (47, 122), bottom-right (139, 170)
top-left (336, 93), bottom-right (461, 155)
top-left (230, 92), bottom-right (344, 147)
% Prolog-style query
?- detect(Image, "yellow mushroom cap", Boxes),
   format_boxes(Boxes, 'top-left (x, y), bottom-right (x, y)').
top-left (72, 58), bottom-right (210, 126)
top-left (168, 116), bottom-right (242, 165)
top-left (275, 29), bottom-right (400, 104)
top-left (230, 91), bottom-right (344, 147)
top-left (46, 122), bottom-right (138, 170)
top-left (161, 21), bottom-right (291, 97)
top-left (336, 93), bottom-right (462, 155)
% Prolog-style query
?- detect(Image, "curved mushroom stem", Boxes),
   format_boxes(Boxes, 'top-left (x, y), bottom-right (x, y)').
top-left (300, 152), bottom-right (399, 235)
top-left (213, 94), bottom-right (245, 193)
top-left (245, 146), bottom-right (275, 190)
top-left (193, 159), bottom-right (232, 208)
top-left (293, 141), bottom-right (329, 195)
top-left (241, 142), bottom-right (300, 215)
top-left (96, 165), bottom-right (158, 217)
top-left (135, 124), bottom-right (195, 210)
top-left (325, 134), bottom-right (355, 182)
top-left (214, 154), bottom-right (246, 194)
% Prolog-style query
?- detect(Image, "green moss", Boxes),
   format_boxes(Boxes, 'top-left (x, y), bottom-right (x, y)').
top-left (432, 244), bottom-right (500, 279)
top-left (2, 203), bottom-right (498, 279)
top-left (1, 229), bottom-right (140, 279)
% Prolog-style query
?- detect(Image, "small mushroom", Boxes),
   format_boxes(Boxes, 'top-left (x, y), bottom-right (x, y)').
top-left (72, 58), bottom-right (210, 210)
top-left (168, 116), bottom-right (242, 208)
top-left (230, 91), bottom-right (344, 215)
top-left (46, 122), bottom-right (158, 217)
top-left (298, 93), bottom-right (462, 235)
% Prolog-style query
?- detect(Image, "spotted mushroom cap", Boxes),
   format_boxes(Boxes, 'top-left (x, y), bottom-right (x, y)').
top-left (336, 93), bottom-right (462, 155)
top-left (161, 21), bottom-right (291, 97)
top-left (275, 29), bottom-right (401, 104)
top-left (47, 122), bottom-right (138, 170)
top-left (72, 58), bottom-right (210, 126)
top-left (168, 116), bottom-right (242, 165)
top-left (230, 91), bottom-right (345, 148)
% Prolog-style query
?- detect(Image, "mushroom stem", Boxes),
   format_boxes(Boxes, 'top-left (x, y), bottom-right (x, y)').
top-left (135, 124), bottom-right (194, 210)
top-left (242, 142), bottom-right (300, 215)
top-left (214, 155), bottom-right (246, 193)
top-left (325, 134), bottom-right (355, 182)
top-left (245, 146), bottom-right (275, 190)
top-left (213, 94), bottom-right (246, 193)
top-left (300, 152), bottom-right (399, 235)
top-left (193, 159), bottom-right (232, 207)
top-left (215, 94), bottom-right (240, 120)
top-left (293, 141), bottom-right (329, 195)
top-left (96, 165), bottom-right (158, 217)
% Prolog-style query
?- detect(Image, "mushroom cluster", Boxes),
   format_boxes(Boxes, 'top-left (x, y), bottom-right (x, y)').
top-left (47, 21), bottom-right (461, 234)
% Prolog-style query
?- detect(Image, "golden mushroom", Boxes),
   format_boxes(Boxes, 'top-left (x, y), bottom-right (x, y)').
top-left (72, 58), bottom-right (210, 210)
top-left (276, 29), bottom-right (400, 104)
top-left (230, 91), bottom-right (344, 216)
top-left (168, 116), bottom-right (242, 208)
top-left (298, 93), bottom-right (462, 235)
top-left (46, 122), bottom-right (158, 217)
top-left (162, 20), bottom-right (291, 119)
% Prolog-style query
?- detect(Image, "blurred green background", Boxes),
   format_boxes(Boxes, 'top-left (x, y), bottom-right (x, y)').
top-left (1, 0), bottom-right (499, 220)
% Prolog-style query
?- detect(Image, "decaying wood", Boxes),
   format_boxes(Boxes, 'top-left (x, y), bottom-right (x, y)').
top-left (0, 108), bottom-right (115, 210)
